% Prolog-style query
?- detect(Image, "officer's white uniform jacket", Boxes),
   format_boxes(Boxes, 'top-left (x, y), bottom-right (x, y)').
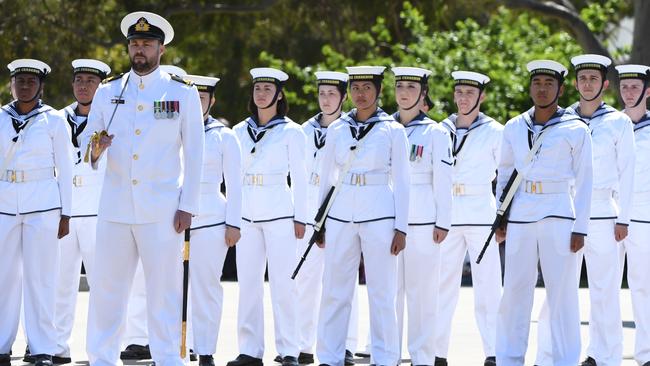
top-left (632, 112), bottom-right (650, 223)
top-left (85, 68), bottom-right (204, 223)
top-left (441, 112), bottom-right (503, 226)
top-left (0, 101), bottom-right (73, 216)
top-left (318, 108), bottom-right (410, 234)
top-left (62, 103), bottom-right (104, 217)
top-left (193, 116), bottom-right (242, 229)
top-left (302, 113), bottom-right (334, 225)
top-left (567, 102), bottom-right (635, 224)
top-left (395, 111), bottom-right (452, 230)
top-left (232, 115), bottom-right (307, 224)
top-left (497, 107), bottom-right (593, 235)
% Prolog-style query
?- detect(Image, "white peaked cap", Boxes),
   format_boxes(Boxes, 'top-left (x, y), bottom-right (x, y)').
top-left (121, 11), bottom-right (174, 45)
top-left (615, 64), bottom-right (650, 79)
top-left (250, 67), bottom-right (289, 83)
top-left (160, 65), bottom-right (187, 77)
top-left (184, 75), bottom-right (220, 87)
top-left (72, 59), bottom-right (111, 77)
top-left (527, 60), bottom-right (568, 78)
top-left (452, 71), bottom-right (490, 84)
top-left (391, 66), bottom-right (432, 78)
top-left (8, 59), bottom-right (51, 76)
top-left (346, 66), bottom-right (386, 77)
top-left (315, 71), bottom-right (349, 83)
top-left (570, 54), bottom-right (611, 69)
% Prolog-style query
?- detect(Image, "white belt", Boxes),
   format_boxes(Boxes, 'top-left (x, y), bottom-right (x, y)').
top-left (592, 189), bottom-right (613, 200)
top-left (411, 173), bottom-right (432, 185)
top-left (343, 173), bottom-right (389, 186)
top-left (452, 183), bottom-right (492, 196)
top-left (243, 173), bottom-right (287, 186)
top-left (2, 168), bottom-right (55, 183)
top-left (73, 174), bottom-right (102, 187)
top-left (200, 182), bottom-right (222, 193)
top-left (309, 172), bottom-right (320, 186)
top-left (522, 180), bottom-right (570, 194)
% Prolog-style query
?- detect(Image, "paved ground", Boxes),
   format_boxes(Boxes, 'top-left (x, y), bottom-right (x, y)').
top-left (8, 282), bottom-right (641, 365)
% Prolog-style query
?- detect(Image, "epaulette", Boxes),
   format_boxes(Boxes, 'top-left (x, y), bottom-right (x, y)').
top-left (102, 73), bottom-right (125, 84)
top-left (171, 74), bottom-right (193, 86)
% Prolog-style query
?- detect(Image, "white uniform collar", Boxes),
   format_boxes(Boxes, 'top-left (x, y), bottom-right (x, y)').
top-left (524, 106), bottom-right (582, 131)
top-left (341, 107), bottom-right (393, 125)
top-left (567, 101), bottom-right (617, 121)
top-left (441, 112), bottom-right (492, 135)
top-left (633, 111), bottom-right (650, 131)
top-left (392, 111), bottom-right (433, 128)
top-left (129, 67), bottom-right (164, 88)
top-left (204, 115), bottom-right (224, 131)
top-left (1, 100), bottom-right (52, 121)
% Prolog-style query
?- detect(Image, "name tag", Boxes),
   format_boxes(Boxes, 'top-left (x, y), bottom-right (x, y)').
top-left (154, 101), bottom-right (180, 119)
top-left (111, 98), bottom-right (125, 104)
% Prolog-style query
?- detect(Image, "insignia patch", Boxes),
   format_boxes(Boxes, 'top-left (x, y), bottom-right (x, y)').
top-left (410, 144), bottom-right (424, 161)
top-left (154, 100), bottom-right (180, 119)
top-left (135, 18), bottom-right (150, 32)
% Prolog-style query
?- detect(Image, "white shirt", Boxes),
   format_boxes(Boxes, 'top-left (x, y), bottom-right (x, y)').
top-left (441, 112), bottom-right (503, 226)
top-left (85, 68), bottom-right (204, 224)
top-left (62, 102), bottom-right (105, 217)
top-left (302, 113), bottom-right (332, 225)
top-left (192, 116), bottom-right (242, 230)
top-left (0, 101), bottom-right (73, 216)
top-left (631, 111), bottom-right (650, 222)
top-left (497, 107), bottom-right (593, 235)
top-left (396, 111), bottom-right (452, 230)
top-left (232, 115), bottom-right (308, 224)
top-left (319, 108), bottom-right (410, 234)
top-left (568, 102), bottom-right (635, 224)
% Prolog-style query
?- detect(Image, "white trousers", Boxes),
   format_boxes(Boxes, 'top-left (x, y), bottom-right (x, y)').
top-left (190, 224), bottom-right (228, 355)
top-left (396, 225), bottom-right (441, 365)
top-left (236, 219), bottom-right (299, 358)
top-left (123, 262), bottom-right (148, 347)
top-left (535, 219), bottom-right (622, 366)
top-left (621, 220), bottom-right (650, 365)
top-left (54, 216), bottom-right (97, 357)
top-left (317, 219), bottom-right (399, 366)
top-left (86, 219), bottom-right (185, 366)
top-left (0, 210), bottom-right (60, 355)
top-left (434, 225), bottom-right (501, 359)
top-left (295, 224), bottom-right (359, 354)
top-left (496, 218), bottom-right (581, 366)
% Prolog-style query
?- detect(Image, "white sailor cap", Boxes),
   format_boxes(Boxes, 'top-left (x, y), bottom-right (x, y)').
top-left (315, 71), bottom-right (348, 88)
top-left (72, 59), bottom-right (111, 79)
top-left (571, 54), bottom-right (611, 74)
top-left (121, 11), bottom-right (174, 45)
top-left (160, 65), bottom-right (187, 77)
top-left (615, 64), bottom-right (650, 81)
top-left (184, 75), bottom-right (220, 93)
top-left (391, 67), bottom-right (432, 83)
top-left (8, 59), bottom-right (51, 78)
top-left (346, 66), bottom-right (386, 81)
top-left (451, 71), bottom-right (490, 89)
top-left (250, 67), bottom-right (289, 85)
top-left (527, 60), bottom-right (568, 81)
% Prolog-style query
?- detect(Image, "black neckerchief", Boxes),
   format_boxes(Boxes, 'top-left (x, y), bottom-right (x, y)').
top-left (64, 103), bottom-right (88, 148)
top-left (2, 100), bottom-right (53, 142)
top-left (340, 107), bottom-right (393, 141)
top-left (524, 107), bottom-right (583, 149)
top-left (204, 116), bottom-right (225, 132)
top-left (441, 112), bottom-right (493, 162)
top-left (245, 115), bottom-right (288, 153)
top-left (633, 111), bottom-right (650, 132)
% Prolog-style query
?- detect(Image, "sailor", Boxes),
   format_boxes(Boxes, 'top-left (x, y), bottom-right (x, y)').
top-left (0, 59), bottom-right (73, 366)
top-left (226, 67), bottom-right (307, 366)
top-left (535, 54), bottom-right (635, 366)
top-left (436, 71), bottom-right (503, 366)
top-left (183, 73), bottom-right (242, 366)
top-left (84, 11), bottom-right (204, 366)
top-left (53, 59), bottom-right (111, 365)
top-left (495, 60), bottom-right (592, 366)
top-left (390, 66), bottom-right (452, 366)
top-left (616, 64), bottom-right (650, 366)
top-left (316, 65), bottom-right (409, 366)
top-left (294, 71), bottom-right (358, 366)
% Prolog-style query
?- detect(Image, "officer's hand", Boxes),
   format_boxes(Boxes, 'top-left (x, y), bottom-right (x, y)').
top-left (496, 227), bottom-right (507, 244)
top-left (315, 229), bottom-right (326, 248)
top-left (58, 216), bottom-right (70, 239)
top-left (614, 224), bottom-right (628, 242)
top-left (91, 132), bottom-right (114, 162)
top-left (433, 227), bottom-right (448, 244)
top-left (294, 222), bottom-right (306, 239)
top-left (570, 233), bottom-right (585, 253)
top-left (174, 210), bottom-right (192, 233)
top-left (225, 226), bottom-right (241, 247)
top-left (390, 230), bottom-right (406, 255)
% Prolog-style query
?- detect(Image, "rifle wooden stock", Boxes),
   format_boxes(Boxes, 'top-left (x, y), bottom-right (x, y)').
top-left (291, 186), bottom-right (335, 279)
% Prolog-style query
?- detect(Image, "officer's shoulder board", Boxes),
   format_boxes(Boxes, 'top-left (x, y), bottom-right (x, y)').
top-left (170, 74), bottom-right (194, 86)
top-left (102, 72), bottom-right (125, 84)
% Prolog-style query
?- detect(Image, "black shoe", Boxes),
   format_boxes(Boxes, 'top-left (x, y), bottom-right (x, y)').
top-left (189, 349), bottom-right (197, 362)
top-left (33, 355), bottom-right (53, 366)
top-left (120, 344), bottom-right (151, 360)
top-left (52, 356), bottom-right (72, 365)
top-left (580, 357), bottom-right (597, 366)
top-left (434, 357), bottom-right (447, 366)
top-left (226, 354), bottom-right (264, 366)
top-left (483, 356), bottom-right (496, 366)
top-left (23, 346), bottom-right (34, 363)
top-left (199, 355), bottom-right (215, 366)
top-left (298, 353), bottom-right (314, 365)
top-left (344, 350), bottom-right (354, 366)
top-left (0, 354), bottom-right (10, 366)
top-left (317, 364), bottom-right (331, 366)
top-left (354, 352), bottom-right (370, 358)
top-left (281, 356), bottom-right (299, 366)
top-left (274, 355), bottom-right (283, 363)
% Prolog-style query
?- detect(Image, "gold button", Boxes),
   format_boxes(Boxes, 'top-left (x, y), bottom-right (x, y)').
top-left (133, 154), bottom-right (139, 160)
top-left (135, 129), bottom-right (141, 135)
top-left (138, 105), bottom-right (143, 111)
top-left (139, 83), bottom-right (144, 90)
top-left (132, 179), bottom-right (138, 185)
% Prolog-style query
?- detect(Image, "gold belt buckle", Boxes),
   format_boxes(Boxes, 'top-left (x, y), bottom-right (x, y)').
top-left (9, 170), bottom-right (25, 183)
top-left (453, 184), bottom-right (465, 195)
top-left (251, 174), bottom-right (263, 186)
top-left (73, 175), bottom-right (82, 187)
top-left (353, 174), bottom-right (366, 186)
top-left (9, 170), bottom-right (16, 183)
top-left (527, 181), bottom-right (543, 194)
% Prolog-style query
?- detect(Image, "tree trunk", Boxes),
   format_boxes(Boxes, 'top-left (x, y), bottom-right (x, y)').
top-left (630, 0), bottom-right (650, 65)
